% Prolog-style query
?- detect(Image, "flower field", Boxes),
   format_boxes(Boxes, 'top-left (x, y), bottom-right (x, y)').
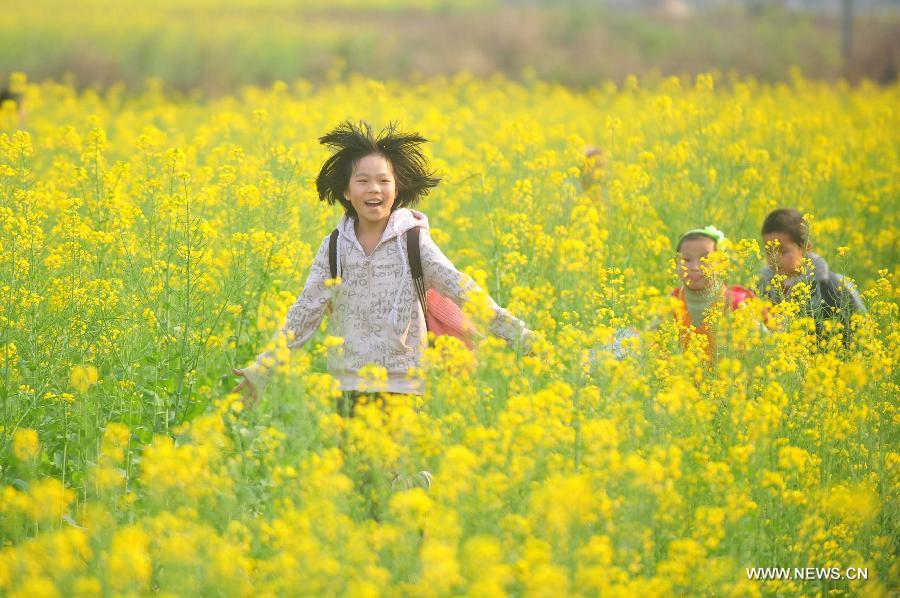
top-left (0, 72), bottom-right (898, 596)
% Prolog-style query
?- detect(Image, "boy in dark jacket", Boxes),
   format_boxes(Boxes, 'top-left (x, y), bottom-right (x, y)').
top-left (759, 208), bottom-right (866, 344)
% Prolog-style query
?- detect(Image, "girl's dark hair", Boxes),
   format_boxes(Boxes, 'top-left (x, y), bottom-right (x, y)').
top-left (761, 208), bottom-right (809, 247)
top-left (316, 120), bottom-right (440, 217)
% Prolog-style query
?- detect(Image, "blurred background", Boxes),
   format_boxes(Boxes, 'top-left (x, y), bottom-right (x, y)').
top-left (1, 0), bottom-right (898, 95)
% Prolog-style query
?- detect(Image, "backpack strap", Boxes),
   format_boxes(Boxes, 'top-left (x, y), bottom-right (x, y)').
top-left (406, 228), bottom-right (428, 326)
top-left (328, 229), bottom-right (340, 280)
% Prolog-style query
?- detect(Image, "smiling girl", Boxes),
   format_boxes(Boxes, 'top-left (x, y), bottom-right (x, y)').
top-left (232, 121), bottom-right (534, 409)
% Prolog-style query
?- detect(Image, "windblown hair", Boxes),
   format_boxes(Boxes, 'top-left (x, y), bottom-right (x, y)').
top-left (316, 121), bottom-right (440, 217)
top-left (761, 208), bottom-right (809, 248)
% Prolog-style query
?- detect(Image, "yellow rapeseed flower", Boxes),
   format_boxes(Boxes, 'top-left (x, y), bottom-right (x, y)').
top-left (12, 428), bottom-right (39, 462)
top-left (69, 365), bottom-right (98, 394)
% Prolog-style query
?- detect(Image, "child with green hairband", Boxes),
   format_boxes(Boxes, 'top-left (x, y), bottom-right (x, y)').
top-left (670, 225), bottom-right (756, 357)
top-left (595, 225), bottom-right (757, 362)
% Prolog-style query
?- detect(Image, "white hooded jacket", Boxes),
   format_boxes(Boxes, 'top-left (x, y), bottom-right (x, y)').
top-left (241, 208), bottom-right (531, 395)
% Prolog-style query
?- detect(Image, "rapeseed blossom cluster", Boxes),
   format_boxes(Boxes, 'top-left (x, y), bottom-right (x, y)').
top-left (0, 71), bottom-right (896, 595)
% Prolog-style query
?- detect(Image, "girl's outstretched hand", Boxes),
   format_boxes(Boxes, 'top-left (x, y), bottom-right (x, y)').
top-left (231, 368), bottom-right (258, 410)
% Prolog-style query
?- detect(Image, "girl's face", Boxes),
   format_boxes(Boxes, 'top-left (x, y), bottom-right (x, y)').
top-left (678, 237), bottom-right (717, 290)
top-left (344, 153), bottom-right (397, 229)
top-left (763, 232), bottom-right (806, 276)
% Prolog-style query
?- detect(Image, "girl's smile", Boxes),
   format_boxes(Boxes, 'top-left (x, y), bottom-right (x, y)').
top-left (344, 153), bottom-right (397, 233)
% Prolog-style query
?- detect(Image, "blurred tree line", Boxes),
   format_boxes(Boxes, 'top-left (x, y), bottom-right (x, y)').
top-left (1, 0), bottom-right (897, 95)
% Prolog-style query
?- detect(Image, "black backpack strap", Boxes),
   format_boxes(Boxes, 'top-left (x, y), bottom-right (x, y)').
top-left (406, 228), bottom-right (428, 325)
top-left (328, 229), bottom-right (340, 280)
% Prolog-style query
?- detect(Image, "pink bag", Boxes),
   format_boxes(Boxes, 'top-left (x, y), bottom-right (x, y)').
top-left (328, 227), bottom-right (477, 351)
top-left (425, 288), bottom-right (475, 350)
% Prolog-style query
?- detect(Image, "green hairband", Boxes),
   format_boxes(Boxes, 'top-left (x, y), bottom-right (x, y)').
top-left (679, 225), bottom-right (726, 245)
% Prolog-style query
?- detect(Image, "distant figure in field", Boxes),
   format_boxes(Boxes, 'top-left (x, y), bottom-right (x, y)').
top-left (581, 145), bottom-right (608, 191)
top-left (0, 89), bottom-right (26, 125)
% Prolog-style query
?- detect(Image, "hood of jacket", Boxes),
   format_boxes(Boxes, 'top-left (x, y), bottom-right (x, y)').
top-left (337, 207), bottom-right (430, 248)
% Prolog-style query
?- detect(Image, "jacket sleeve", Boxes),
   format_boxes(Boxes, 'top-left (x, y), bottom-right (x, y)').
top-left (418, 227), bottom-right (531, 344)
top-left (239, 234), bottom-right (333, 393)
top-left (841, 276), bottom-right (867, 315)
top-left (827, 273), bottom-right (867, 315)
